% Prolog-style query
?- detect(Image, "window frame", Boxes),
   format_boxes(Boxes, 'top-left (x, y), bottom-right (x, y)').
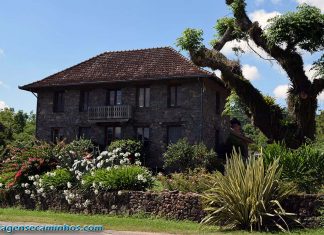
top-left (106, 89), bottom-right (122, 106)
top-left (53, 91), bottom-right (65, 113)
top-left (106, 126), bottom-right (122, 145)
top-left (137, 87), bottom-right (150, 108)
top-left (167, 125), bottom-right (182, 144)
top-left (51, 127), bottom-right (63, 143)
top-left (168, 85), bottom-right (180, 107)
top-left (136, 127), bottom-right (150, 143)
top-left (79, 90), bottom-right (90, 112)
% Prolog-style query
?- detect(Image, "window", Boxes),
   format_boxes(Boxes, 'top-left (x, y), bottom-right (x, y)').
top-left (167, 126), bottom-right (182, 144)
top-left (79, 91), bottom-right (90, 112)
top-left (106, 126), bottom-right (122, 145)
top-left (78, 127), bottom-right (91, 139)
top-left (51, 127), bottom-right (63, 143)
top-left (106, 90), bottom-right (122, 106)
top-left (138, 87), bottom-right (150, 107)
top-left (216, 92), bottom-right (221, 114)
top-left (137, 127), bottom-right (150, 142)
top-left (168, 85), bottom-right (179, 107)
top-left (53, 91), bottom-right (64, 112)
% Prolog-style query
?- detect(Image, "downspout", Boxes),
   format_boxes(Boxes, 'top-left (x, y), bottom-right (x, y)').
top-left (31, 92), bottom-right (39, 139)
top-left (199, 78), bottom-right (204, 142)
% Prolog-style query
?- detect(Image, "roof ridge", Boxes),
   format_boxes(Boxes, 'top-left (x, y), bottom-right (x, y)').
top-left (103, 46), bottom-right (171, 54)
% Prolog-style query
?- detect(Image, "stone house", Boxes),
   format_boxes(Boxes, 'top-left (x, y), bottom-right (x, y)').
top-left (19, 47), bottom-right (229, 168)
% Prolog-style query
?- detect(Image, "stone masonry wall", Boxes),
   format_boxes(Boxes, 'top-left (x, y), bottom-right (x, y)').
top-left (36, 78), bottom-right (229, 168)
top-left (1, 191), bottom-right (322, 228)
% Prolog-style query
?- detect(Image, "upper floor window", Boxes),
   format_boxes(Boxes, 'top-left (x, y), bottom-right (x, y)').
top-left (53, 91), bottom-right (64, 113)
top-left (137, 127), bottom-right (150, 142)
top-left (79, 90), bottom-right (90, 112)
top-left (106, 89), bottom-right (122, 106)
top-left (138, 87), bottom-right (150, 107)
top-left (167, 126), bottom-right (182, 144)
top-left (216, 91), bottom-right (221, 115)
top-left (78, 126), bottom-right (91, 139)
top-left (51, 127), bottom-right (63, 143)
top-left (106, 126), bottom-right (122, 145)
top-left (168, 85), bottom-right (180, 107)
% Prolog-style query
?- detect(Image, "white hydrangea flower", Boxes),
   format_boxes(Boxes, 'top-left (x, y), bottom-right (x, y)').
top-left (21, 183), bottom-right (25, 188)
top-left (50, 185), bottom-right (54, 190)
top-left (97, 155), bottom-right (102, 161)
top-left (24, 189), bottom-right (31, 194)
top-left (33, 182), bottom-right (38, 186)
top-left (135, 161), bottom-right (141, 166)
top-left (30, 194), bottom-right (35, 199)
top-left (34, 175), bottom-right (39, 179)
top-left (24, 183), bottom-right (29, 188)
top-left (91, 172), bottom-right (95, 176)
top-left (134, 153), bottom-right (141, 157)
top-left (15, 195), bottom-right (20, 200)
top-left (0, 183), bottom-right (3, 188)
top-left (67, 182), bottom-right (72, 189)
top-left (101, 151), bottom-right (108, 156)
top-left (92, 182), bottom-right (96, 188)
top-left (106, 167), bottom-right (111, 171)
top-left (117, 191), bottom-right (122, 195)
top-left (94, 189), bottom-right (99, 195)
top-left (41, 193), bottom-right (46, 197)
top-left (56, 165), bottom-right (61, 169)
top-left (81, 180), bottom-right (85, 185)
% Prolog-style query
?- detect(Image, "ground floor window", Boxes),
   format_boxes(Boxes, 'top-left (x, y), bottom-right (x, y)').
top-left (167, 126), bottom-right (182, 144)
top-left (106, 126), bottom-right (122, 145)
top-left (78, 127), bottom-right (91, 139)
top-left (137, 127), bottom-right (150, 143)
top-left (51, 127), bottom-right (63, 143)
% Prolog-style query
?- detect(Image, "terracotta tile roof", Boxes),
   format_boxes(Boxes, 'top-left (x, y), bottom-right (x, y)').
top-left (19, 47), bottom-right (221, 91)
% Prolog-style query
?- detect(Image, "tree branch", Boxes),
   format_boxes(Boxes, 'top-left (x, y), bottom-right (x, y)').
top-left (312, 78), bottom-right (324, 96)
top-left (213, 27), bottom-right (235, 51)
top-left (189, 47), bottom-right (285, 140)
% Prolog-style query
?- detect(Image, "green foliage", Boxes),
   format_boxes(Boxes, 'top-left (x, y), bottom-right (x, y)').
top-left (313, 54), bottom-right (324, 78)
top-left (157, 168), bottom-right (212, 193)
top-left (201, 150), bottom-right (294, 231)
top-left (107, 139), bottom-right (143, 163)
top-left (263, 143), bottom-right (324, 193)
top-left (40, 168), bottom-right (73, 190)
top-left (176, 28), bottom-right (204, 51)
top-left (82, 165), bottom-right (154, 191)
top-left (163, 138), bottom-right (218, 172)
top-left (265, 4), bottom-right (324, 52)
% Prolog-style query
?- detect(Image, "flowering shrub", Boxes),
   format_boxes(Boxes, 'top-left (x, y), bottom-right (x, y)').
top-left (107, 139), bottom-right (143, 163)
top-left (163, 138), bottom-right (218, 172)
top-left (82, 165), bottom-right (154, 191)
top-left (40, 168), bottom-right (73, 190)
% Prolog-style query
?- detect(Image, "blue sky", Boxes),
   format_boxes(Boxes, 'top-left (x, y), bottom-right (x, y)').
top-left (0, 0), bottom-right (323, 112)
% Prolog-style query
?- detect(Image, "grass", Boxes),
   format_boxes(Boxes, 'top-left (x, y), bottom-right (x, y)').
top-left (0, 208), bottom-right (323, 235)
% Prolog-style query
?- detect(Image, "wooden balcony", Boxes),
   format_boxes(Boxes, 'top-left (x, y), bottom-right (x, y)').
top-left (88, 105), bottom-right (132, 122)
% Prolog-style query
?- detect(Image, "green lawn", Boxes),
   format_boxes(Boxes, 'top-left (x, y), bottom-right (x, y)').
top-left (0, 208), bottom-right (323, 235)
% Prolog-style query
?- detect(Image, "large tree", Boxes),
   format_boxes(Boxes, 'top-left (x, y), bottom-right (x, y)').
top-left (177, 1), bottom-right (324, 148)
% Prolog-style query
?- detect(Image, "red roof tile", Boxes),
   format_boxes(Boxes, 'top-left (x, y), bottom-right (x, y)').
top-left (19, 47), bottom-right (221, 91)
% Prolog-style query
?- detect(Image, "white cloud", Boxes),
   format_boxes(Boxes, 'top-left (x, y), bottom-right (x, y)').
top-left (249, 10), bottom-right (281, 28)
top-left (221, 39), bottom-right (271, 60)
top-left (296, 0), bottom-right (324, 12)
top-left (304, 64), bottom-right (320, 81)
top-left (242, 64), bottom-right (260, 81)
top-left (0, 101), bottom-right (8, 110)
top-left (273, 84), bottom-right (289, 99)
top-left (214, 70), bottom-right (222, 78)
top-left (318, 91), bottom-right (324, 101)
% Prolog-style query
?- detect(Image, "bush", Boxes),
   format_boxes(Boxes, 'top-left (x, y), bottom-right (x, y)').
top-left (107, 139), bottom-right (143, 163)
top-left (163, 138), bottom-right (217, 172)
top-left (263, 143), bottom-right (324, 193)
top-left (157, 168), bottom-right (213, 193)
top-left (201, 150), bottom-right (295, 232)
top-left (40, 168), bottom-right (73, 190)
top-left (82, 165), bottom-right (154, 191)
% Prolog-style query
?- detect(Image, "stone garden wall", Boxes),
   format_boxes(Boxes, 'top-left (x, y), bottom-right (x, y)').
top-left (0, 190), bottom-right (323, 228)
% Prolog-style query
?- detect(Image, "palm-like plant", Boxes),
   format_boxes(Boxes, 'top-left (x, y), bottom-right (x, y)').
top-left (201, 150), bottom-right (296, 231)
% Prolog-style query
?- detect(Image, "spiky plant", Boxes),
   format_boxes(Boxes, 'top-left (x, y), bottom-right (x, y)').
top-left (201, 150), bottom-right (296, 232)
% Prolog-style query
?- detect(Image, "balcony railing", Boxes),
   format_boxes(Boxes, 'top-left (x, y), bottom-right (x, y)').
top-left (88, 105), bottom-right (132, 121)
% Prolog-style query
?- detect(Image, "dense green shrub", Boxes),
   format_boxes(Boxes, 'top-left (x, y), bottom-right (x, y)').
top-left (82, 165), bottom-right (154, 191)
top-left (202, 150), bottom-right (295, 231)
top-left (163, 138), bottom-right (217, 172)
top-left (40, 168), bottom-right (73, 190)
top-left (157, 168), bottom-right (212, 193)
top-left (263, 143), bottom-right (324, 193)
top-left (107, 139), bottom-right (143, 163)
